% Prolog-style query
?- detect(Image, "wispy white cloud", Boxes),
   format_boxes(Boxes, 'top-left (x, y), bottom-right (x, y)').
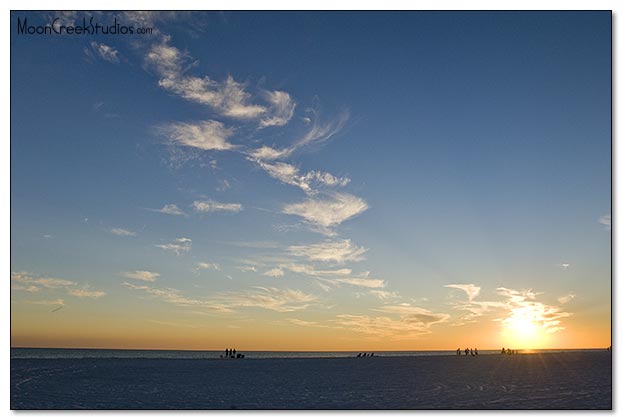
top-left (193, 200), bottom-right (242, 213)
top-left (145, 34), bottom-right (296, 125)
top-left (11, 272), bottom-right (76, 289)
top-left (219, 240), bottom-right (281, 249)
top-left (284, 318), bottom-right (328, 328)
top-left (254, 161), bottom-right (309, 192)
top-left (49, 11), bottom-right (78, 28)
top-left (259, 90), bottom-right (296, 128)
top-left (282, 264), bottom-right (352, 277)
top-left (293, 109), bottom-right (349, 152)
top-left (497, 294), bottom-right (571, 334)
top-left (375, 304), bottom-right (451, 326)
top-left (283, 193), bottom-right (368, 231)
top-left (156, 204), bottom-right (186, 216)
top-left (249, 110), bottom-right (350, 162)
top-left (324, 276), bottom-right (385, 289)
top-left (444, 284), bottom-right (572, 332)
top-left (558, 263), bottom-right (570, 270)
top-left (251, 160), bottom-right (350, 195)
top-left (314, 280), bottom-right (332, 292)
top-left (257, 262), bottom-right (381, 289)
top-left (197, 262), bottom-right (220, 271)
top-left (444, 283), bottom-right (481, 302)
top-left (121, 270), bottom-right (160, 282)
top-left (146, 37), bottom-right (267, 120)
top-left (263, 268), bottom-right (285, 277)
top-left (69, 288), bottom-right (106, 298)
top-left (23, 299), bottom-right (65, 306)
top-left (599, 214), bottom-right (611, 230)
top-left (247, 145), bottom-right (290, 161)
top-left (12, 272), bottom-right (105, 299)
top-left (333, 304), bottom-right (449, 340)
top-left (288, 239), bottom-right (367, 264)
top-left (557, 293), bottom-right (576, 305)
top-left (155, 237), bottom-right (192, 255)
top-left (123, 282), bottom-right (317, 313)
top-left (303, 171), bottom-right (351, 188)
top-left (160, 120), bottom-right (236, 151)
top-left (123, 282), bottom-right (207, 308)
top-left (216, 179), bottom-right (231, 192)
top-left (368, 290), bottom-right (401, 301)
top-left (85, 41), bottom-right (121, 63)
top-left (110, 228), bottom-right (137, 237)
top-left (11, 284), bottom-right (41, 293)
top-left (496, 287), bottom-right (540, 303)
top-left (216, 287), bottom-right (317, 313)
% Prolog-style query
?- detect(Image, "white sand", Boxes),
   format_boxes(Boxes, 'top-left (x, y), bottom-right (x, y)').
top-left (11, 350), bottom-right (611, 409)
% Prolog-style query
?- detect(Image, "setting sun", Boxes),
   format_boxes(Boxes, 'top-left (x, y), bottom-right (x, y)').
top-left (501, 307), bottom-right (550, 349)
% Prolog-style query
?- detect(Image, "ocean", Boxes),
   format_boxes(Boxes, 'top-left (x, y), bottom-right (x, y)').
top-left (10, 347), bottom-right (601, 359)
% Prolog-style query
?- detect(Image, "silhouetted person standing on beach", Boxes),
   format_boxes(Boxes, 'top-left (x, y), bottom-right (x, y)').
top-left (457, 348), bottom-right (461, 356)
top-left (501, 347), bottom-right (506, 354)
top-left (474, 348), bottom-right (478, 356)
top-left (465, 348), bottom-right (470, 356)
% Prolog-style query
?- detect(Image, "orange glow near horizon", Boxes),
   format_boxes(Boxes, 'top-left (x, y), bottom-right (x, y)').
top-left (10, 305), bottom-right (611, 352)
top-left (501, 316), bottom-right (548, 350)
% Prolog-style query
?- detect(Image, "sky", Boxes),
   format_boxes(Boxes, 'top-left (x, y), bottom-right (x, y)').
top-left (10, 11), bottom-right (611, 351)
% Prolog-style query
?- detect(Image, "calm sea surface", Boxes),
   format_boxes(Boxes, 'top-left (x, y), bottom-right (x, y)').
top-left (10, 347), bottom-right (603, 359)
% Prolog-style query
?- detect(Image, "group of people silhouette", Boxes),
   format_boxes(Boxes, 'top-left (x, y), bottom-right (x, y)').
top-left (222, 348), bottom-right (245, 359)
top-left (501, 347), bottom-right (518, 355)
top-left (456, 347), bottom-right (478, 356)
top-left (356, 352), bottom-right (374, 357)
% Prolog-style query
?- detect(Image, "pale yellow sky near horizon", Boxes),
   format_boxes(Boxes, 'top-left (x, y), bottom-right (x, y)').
top-left (10, 296), bottom-right (611, 351)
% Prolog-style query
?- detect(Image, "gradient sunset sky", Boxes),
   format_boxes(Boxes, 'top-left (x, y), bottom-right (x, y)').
top-left (10, 11), bottom-right (611, 351)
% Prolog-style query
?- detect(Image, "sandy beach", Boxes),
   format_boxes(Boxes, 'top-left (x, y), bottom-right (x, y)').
top-left (11, 350), bottom-right (611, 409)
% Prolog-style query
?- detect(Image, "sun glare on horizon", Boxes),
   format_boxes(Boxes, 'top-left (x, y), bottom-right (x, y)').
top-left (501, 307), bottom-right (551, 350)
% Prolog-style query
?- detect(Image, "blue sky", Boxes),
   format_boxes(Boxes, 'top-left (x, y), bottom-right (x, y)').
top-left (10, 11), bottom-right (611, 350)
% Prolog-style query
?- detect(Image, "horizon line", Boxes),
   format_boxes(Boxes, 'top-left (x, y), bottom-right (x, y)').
top-left (10, 345), bottom-right (611, 352)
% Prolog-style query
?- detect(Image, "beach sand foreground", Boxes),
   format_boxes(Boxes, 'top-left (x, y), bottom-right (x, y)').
top-left (11, 351), bottom-right (612, 409)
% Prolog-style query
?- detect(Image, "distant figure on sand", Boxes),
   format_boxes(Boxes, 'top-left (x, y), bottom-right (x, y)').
top-left (225, 348), bottom-right (229, 357)
top-left (357, 353), bottom-right (362, 357)
top-left (457, 348), bottom-right (461, 356)
top-left (465, 348), bottom-right (470, 356)
top-left (501, 347), bottom-right (506, 354)
top-left (233, 349), bottom-right (236, 356)
top-left (474, 348), bottom-right (478, 356)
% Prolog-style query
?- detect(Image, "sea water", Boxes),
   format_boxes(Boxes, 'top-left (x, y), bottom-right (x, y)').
top-left (10, 347), bottom-right (602, 359)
